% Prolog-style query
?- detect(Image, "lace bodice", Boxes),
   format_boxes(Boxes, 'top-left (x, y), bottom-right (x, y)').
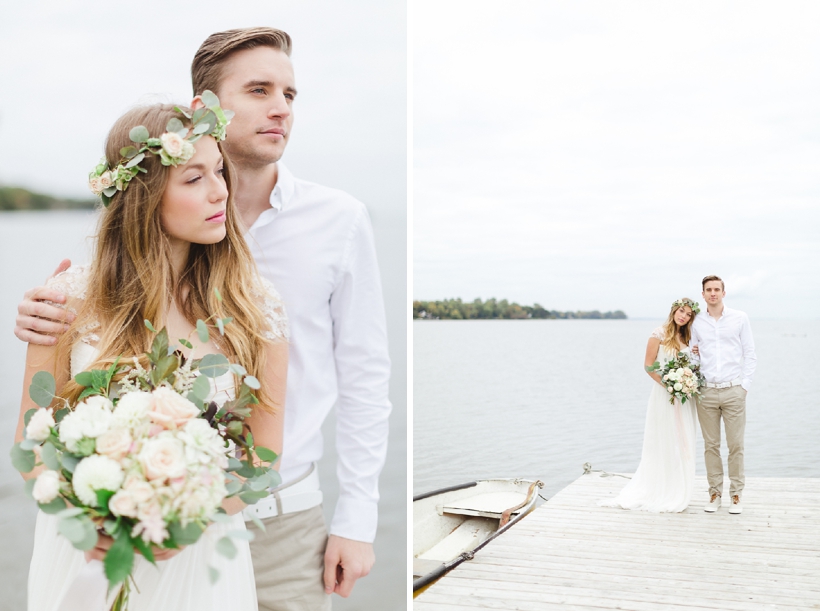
top-left (46, 265), bottom-right (289, 343)
top-left (650, 326), bottom-right (692, 365)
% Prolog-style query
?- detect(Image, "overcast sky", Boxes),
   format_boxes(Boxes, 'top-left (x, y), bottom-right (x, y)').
top-left (413, 1), bottom-right (820, 319)
top-left (0, 0), bottom-right (405, 224)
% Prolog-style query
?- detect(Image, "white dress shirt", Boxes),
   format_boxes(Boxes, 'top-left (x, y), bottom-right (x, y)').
top-left (691, 305), bottom-right (757, 392)
top-left (245, 162), bottom-right (391, 543)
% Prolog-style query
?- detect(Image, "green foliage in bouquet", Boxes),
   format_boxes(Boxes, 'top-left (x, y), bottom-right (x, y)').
top-left (10, 292), bottom-right (279, 604)
top-left (646, 351), bottom-right (706, 405)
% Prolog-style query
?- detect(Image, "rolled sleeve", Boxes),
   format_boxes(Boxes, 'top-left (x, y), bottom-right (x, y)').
top-left (328, 204), bottom-right (392, 542)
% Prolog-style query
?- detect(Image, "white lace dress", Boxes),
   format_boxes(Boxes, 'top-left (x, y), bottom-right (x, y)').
top-left (600, 327), bottom-right (698, 512)
top-left (27, 265), bottom-right (289, 611)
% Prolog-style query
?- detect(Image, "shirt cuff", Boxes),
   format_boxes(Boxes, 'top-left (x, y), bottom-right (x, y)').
top-left (329, 496), bottom-right (379, 543)
top-left (741, 379), bottom-right (752, 392)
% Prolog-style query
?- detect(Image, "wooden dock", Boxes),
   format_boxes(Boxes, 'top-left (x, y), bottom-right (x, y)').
top-left (415, 474), bottom-right (820, 610)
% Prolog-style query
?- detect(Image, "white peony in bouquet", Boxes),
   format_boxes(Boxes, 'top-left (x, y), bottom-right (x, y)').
top-left (646, 351), bottom-right (705, 405)
top-left (11, 313), bottom-right (279, 611)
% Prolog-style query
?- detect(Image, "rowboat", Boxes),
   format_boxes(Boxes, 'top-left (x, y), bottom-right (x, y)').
top-left (413, 478), bottom-right (544, 592)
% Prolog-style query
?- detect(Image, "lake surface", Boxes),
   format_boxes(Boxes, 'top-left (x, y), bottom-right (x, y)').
top-left (0, 211), bottom-right (406, 611)
top-left (414, 319), bottom-right (819, 500)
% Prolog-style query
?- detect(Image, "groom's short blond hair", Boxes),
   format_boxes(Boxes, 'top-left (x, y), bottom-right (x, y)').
top-left (702, 275), bottom-right (725, 290)
top-left (192, 27), bottom-right (292, 97)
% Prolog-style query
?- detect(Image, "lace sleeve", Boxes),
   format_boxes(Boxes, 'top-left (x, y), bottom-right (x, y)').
top-left (44, 265), bottom-right (100, 345)
top-left (252, 277), bottom-right (289, 342)
top-left (650, 326), bottom-right (666, 341)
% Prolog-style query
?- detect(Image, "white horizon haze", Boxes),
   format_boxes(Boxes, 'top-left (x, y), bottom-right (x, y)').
top-left (414, 1), bottom-right (820, 320)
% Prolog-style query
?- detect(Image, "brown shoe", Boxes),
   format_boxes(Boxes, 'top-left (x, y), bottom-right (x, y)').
top-left (728, 495), bottom-right (742, 514)
top-left (704, 492), bottom-right (720, 513)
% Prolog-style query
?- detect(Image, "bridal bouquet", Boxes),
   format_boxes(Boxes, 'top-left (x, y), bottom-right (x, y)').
top-left (647, 352), bottom-right (705, 405)
top-left (11, 309), bottom-right (278, 610)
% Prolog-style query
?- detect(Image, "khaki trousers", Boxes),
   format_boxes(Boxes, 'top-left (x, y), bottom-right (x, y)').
top-left (697, 385), bottom-right (746, 498)
top-left (247, 505), bottom-right (332, 611)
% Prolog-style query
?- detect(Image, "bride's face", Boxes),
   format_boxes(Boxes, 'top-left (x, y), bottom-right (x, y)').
top-left (160, 136), bottom-right (229, 247)
top-left (674, 306), bottom-right (693, 326)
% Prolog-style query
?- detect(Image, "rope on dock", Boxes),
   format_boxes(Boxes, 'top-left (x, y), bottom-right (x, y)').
top-left (582, 462), bottom-right (632, 479)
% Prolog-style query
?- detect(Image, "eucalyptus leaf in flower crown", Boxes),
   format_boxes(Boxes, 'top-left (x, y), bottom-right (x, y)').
top-left (88, 90), bottom-right (235, 207)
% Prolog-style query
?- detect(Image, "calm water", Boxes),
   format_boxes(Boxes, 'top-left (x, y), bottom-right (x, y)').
top-left (0, 211), bottom-right (406, 611)
top-left (414, 319), bottom-right (819, 499)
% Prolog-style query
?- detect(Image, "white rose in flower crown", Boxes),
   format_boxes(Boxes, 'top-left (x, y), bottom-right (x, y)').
top-left (140, 435), bottom-right (187, 481)
top-left (109, 489), bottom-right (138, 518)
top-left (96, 428), bottom-right (133, 461)
top-left (149, 387), bottom-right (199, 430)
top-left (160, 132), bottom-right (185, 158)
top-left (98, 171), bottom-right (114, 189)
top-left (26, 407), bottom-right (55, 442)
top-left (32, 470), bottom-right (61, 503)
top-left (59, 396), bottom-right (114, 452)
top-left (179, 141), bottom-right (195, 163)
top-left (88, 175), bottom-right (103, 195)
top-left (72, 454), bottom-right (125, 506)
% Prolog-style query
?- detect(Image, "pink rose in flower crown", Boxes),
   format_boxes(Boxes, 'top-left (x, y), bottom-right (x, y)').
top-left (148, 387), bottom-right (199, 429)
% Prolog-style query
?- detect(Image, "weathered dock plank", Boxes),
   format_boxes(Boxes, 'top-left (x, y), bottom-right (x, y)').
top-left (415, 475), bottom-right (820, 610)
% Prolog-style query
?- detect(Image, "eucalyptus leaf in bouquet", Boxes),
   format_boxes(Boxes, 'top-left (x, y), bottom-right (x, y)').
top-left (10, 306), bottom-right (278, 610)
top-left (647, 351), bottom-right (706, 405)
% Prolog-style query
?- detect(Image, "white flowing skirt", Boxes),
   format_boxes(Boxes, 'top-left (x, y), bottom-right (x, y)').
top-left (601, 382), bottom-right (698, 512)
top-left (28, 511), bottom-right (257, 611)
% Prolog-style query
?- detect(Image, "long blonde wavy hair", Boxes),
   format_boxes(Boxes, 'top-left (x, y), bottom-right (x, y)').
top-left (57, 104), bottom-right (277, 411)
top-left (660, 299), bottom-right (697, 354)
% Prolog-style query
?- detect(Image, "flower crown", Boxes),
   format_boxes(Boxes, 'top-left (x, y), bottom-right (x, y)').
top-left (672, 298), bottom-right (700, 314)
top-left (88, 90), bottom-right (234, 207)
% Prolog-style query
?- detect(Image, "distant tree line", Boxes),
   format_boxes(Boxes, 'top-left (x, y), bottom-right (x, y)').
top-left (413, 298), bottom-right (627, 320)
top-left (0, 186), bottom-right (96, 211)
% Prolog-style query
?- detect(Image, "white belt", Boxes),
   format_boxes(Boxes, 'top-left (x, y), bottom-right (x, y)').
top-left (242, 463), bottom-right (323, 522)
top-left (705, 379), bottom-right (742, 389)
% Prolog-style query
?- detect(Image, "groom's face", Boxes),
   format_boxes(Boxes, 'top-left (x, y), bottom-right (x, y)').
top-left (214, 47), bottom-right (297, 168)
top-left (702, 281), bottom-right (725, 307)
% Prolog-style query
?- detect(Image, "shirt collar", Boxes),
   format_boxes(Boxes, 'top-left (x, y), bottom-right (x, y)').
top-left (269, 162), bottom-right (295, 212)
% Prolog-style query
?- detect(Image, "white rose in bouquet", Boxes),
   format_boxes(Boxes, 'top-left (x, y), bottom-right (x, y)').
top-left (26, 408), bottom-right (55, 442)
top-left (32, 470), bottom-right (61, 503)
top-left (124, 477), bottom-right (156, 505)
top-left (72, 454), bottom-right (125, 506)
top-left (113, 391), bottom-right (153, 430)
top-left (109, 489), bottom-right (138, 518)
top-left (59, 396), bottom-right (114, 452)
top-left (149, 387), bottom-right (199, 430)
top-left (180, 418), bottom-right (227, 467)
top-left (96, 428), bottom-right (133, 461)
top-left (140, 435), bottom-right (187, 481)
top-left (674, 382), bottom-right (683, 391)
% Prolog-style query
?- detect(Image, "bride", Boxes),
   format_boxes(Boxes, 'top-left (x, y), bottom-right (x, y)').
top-left (601, 298), bottom-right (700, 512)
top-left (14, 101), bottom-right (288, 610)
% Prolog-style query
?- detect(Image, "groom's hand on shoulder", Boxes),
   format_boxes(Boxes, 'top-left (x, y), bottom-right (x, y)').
top-left (323, 535), bottom-right (375, 598)
top-left (14, 259), bottom-right (74, 345)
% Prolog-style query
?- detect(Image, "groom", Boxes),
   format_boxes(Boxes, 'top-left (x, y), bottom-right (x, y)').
top-left (691, 275), bottom-right (756, 515)
top-left (14, 27), bottom-right (391, 610)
